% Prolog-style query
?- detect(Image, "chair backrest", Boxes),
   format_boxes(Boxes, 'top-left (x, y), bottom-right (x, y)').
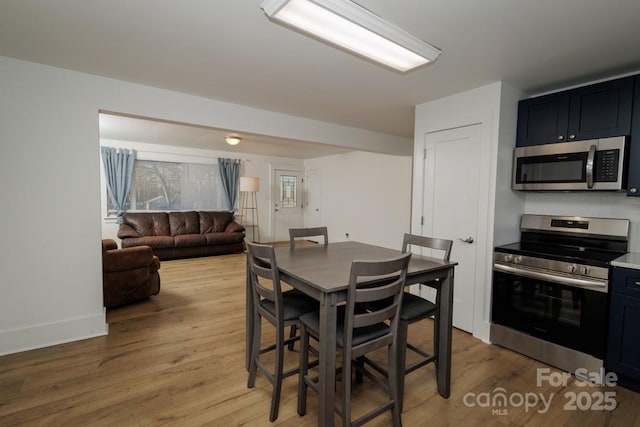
top-left (343, 252), bottom-right (412, 355)
top-left (289, 226), bottom-right (328, 249)
top-left (402, 233), bottom-right (452, 261)
top-left (246, 242), bottom-right (283, 317)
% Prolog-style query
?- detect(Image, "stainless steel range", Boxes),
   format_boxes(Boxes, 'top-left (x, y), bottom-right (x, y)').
top-left (491, 214), bottom-right (629, 379)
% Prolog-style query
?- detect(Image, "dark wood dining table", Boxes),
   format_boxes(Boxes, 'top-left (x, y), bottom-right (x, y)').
top-left (245, 241), bottom-right (457, 427)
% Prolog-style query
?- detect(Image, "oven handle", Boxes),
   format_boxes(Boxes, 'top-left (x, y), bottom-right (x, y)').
top-left (493, 263), bottom-right (608, 292)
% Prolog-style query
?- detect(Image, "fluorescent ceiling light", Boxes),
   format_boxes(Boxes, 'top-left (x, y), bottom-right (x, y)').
top-left (261, 0), bottom-right (441, 72)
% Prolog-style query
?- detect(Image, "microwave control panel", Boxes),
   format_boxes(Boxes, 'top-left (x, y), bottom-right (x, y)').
top-left (595, 149), bottom-right (620, 182)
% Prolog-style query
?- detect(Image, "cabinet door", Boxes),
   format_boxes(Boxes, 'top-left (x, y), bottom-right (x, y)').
top-left (567, 76), bottom-right (634, 141)
top-left (627, 75), bottom-right (640, 196)
top-left (606, 293), bottom-right (640, 379)
top-left (611, 267), bottom-right (640, 297)
top-left (516, 92), bottom-right (570, 147)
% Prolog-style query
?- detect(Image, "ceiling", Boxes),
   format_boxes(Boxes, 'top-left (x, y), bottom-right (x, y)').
top-left (2, 0), bottom-right (640, 155)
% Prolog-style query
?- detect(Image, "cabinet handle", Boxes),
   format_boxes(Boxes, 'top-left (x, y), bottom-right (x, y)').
top-left (630, 188), bottom-right (638, 194)
top-left (635, 281), bottom-right (640, 287)
top-left (569, 134), bottom-right (576, 139)
top-left (557, 135), bottom-right (564, 140)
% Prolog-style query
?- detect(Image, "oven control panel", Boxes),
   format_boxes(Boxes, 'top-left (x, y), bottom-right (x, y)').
top-left (494, 251), bottom-right (608, 282)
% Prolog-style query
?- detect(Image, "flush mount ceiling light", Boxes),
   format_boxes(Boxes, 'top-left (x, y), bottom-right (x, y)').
top-left (261, 0), bottom-right (441, 72)
top-left (225, 136), bottom-right (241, 146)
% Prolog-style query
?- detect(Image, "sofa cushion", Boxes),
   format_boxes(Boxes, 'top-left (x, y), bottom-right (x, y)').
top-left (169, 211), bottom-right (200, 236)
top-left (204, 232), bottom-right (245, 244)
top-left (174, 234), bottom-right (207, 247)
top-left (199, 211), bottom-right (234, 233)
top-left (121, 212), bottom-right (170, 237)
top-left (121, 236), bottom-right (175, 249)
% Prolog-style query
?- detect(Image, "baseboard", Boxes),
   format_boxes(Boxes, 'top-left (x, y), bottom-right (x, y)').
top-left (0, 310), bottom-right (108, 356)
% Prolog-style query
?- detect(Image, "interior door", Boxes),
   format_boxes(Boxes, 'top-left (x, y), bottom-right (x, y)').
top-left (272, 169), bottom-right (304, 242)
top-left (306, 169), bottom-right (322, 228)
top-left (421, 124), bottom-right (481, 333)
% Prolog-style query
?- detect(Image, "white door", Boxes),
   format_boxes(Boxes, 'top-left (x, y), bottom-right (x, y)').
top-left (306, 169), bottom-right (322, 228)
top-left (272, 169), bottom-right (304, 242)
top-left (422, 124), bottom-right (481, 333)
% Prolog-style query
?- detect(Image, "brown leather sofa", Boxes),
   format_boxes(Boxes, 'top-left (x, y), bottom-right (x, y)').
top-left (102, 239), bottom-right (161, 308)
top-left (117, 211), bottom-right (245, 260)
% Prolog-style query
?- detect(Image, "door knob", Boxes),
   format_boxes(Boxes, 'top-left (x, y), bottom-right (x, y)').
top-left (459, 237), bottom-right (474, 244)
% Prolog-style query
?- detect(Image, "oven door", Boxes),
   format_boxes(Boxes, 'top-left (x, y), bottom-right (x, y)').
top-left (492, 264), bottom-right (608, 359)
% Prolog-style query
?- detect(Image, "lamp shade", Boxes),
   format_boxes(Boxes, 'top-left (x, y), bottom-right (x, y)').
top-left (240, 177), bottom-right (260, 192)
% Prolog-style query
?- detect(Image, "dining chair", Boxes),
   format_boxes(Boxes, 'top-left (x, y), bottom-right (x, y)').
top-left (289, 226), bottom-right (328, 249)
top-left (365, 233), bottom-right (453, 412)
top-left (287, 226), bottom-right (329, 350)
top-left (246, 241), bottom-right (319, 422)
top-left (297, 252), bottom-right (412, 427)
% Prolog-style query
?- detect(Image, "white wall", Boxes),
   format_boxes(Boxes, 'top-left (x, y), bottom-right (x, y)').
top-left (304, 151), bottom-right (413, 249)
top-left (412, 82), bottom-right (525, 342)
top-left (99, 139), bottom-right (304, 243)
top-left (0, 55), bottom-right (410, 355)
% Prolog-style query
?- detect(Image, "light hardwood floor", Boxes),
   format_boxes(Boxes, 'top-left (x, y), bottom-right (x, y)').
top-left (1, 252), bottom-right (639, 426)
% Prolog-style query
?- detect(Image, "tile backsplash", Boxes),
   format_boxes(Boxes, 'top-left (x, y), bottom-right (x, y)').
top-left (524, 192), bottom-right (640, 253)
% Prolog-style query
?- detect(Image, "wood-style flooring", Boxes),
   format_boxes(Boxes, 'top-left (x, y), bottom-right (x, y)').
top-left (1, 252), bottom-right (639, 426)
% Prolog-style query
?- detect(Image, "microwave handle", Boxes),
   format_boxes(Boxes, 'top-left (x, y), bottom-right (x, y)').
top-left (586, 144), bottom-right (596, 188)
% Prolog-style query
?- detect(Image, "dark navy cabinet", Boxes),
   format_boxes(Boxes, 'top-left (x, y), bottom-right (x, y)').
top-left (516, 92), bottom-right (570, 146)
top-left (516, 76), bottom-right (634, 147)
top-left (626, 75), bottom-right (640, 195)
top-left (607, 267), bottom-right (640, 391)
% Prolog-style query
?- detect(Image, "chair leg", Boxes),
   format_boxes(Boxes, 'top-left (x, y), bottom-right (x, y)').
top-left (396, 320), bottom-right (409, 413)
top-left (433, 314), bottom-right (440, 371)
top-left (297, 324), bottom-right (309, 416)
top-left (247, 315), bottom-right (261, 388)
top-left (388, 343), bottom-right (402, 427)
top-left (270, 322), bottom-right (285, 422)
top-left (355, 356), bottom-right (364, 384)
top-left (288, 324), bottom-right (297, 351)
top-left (343, 353), bottom-right (352, 427)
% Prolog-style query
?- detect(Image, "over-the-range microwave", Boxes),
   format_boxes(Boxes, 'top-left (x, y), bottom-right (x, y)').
top-left (512, 136), bottom-right (628, 191)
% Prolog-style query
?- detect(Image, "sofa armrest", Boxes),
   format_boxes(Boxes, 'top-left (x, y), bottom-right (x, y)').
top-left (225, 221), bottom-right (245, 233)
top-left (117, 223), bottom-right (141, 239)
top-left (102, 239), bottom-right (118, 251)
top-left (103, 246), bottom-right (155, 273)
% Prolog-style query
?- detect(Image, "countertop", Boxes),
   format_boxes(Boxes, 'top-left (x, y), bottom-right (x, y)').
top-left (611, 252), bottom-right (640, 270)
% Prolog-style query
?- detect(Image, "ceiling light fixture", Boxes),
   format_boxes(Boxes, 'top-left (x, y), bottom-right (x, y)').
top-left (225, 136), bottom-right (241, 146)
top-left (261, 0), bottom-right (441, 72)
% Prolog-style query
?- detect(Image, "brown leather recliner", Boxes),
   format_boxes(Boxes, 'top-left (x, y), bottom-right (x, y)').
top-left (102, 239), bottom-right (161, 308)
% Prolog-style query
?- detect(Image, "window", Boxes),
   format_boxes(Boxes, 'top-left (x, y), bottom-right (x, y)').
top-left (107, 159), bottom-right (225, 214)
top-left (280, 174), bottom-right (298, 208)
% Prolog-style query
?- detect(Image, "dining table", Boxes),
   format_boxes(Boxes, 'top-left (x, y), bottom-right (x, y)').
top-left (245, 241), bottom-right (457, 427)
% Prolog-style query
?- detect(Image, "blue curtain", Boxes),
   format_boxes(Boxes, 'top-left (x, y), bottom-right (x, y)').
top-left (218, 158), bottom-right (241, 211)
top-left (101, 147), bottom-right (135, 223)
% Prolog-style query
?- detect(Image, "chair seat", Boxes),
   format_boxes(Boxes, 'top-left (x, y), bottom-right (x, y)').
top-left (283, 289), bottom-right (318, 308)
top-left (368, 292), bottom-right (437, 322)
top-left (260, 293), bottom-right (318, 322)
top-left (299, 308), bottom-right (390, 348)
top-left (400, 292), bottom-right (436, 321)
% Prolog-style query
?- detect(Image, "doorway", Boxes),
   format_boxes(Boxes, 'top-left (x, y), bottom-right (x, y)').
top-left (421, 124), bottom-right (482, 333)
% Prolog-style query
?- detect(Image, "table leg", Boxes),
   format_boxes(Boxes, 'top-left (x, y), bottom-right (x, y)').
top-left (318, 294), bottom-right (337, 427)
top-left (436, 267), bottom-right (454, 398)
top-left (245, 254), bottom-right (252, 372)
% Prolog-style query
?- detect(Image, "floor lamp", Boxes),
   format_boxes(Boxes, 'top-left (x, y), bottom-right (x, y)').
top-left (239, 177), bottom-right (260, 243)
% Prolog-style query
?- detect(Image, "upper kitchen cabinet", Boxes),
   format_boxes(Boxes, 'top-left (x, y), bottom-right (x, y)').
top-left (516, 92), bottom-right (570, 146)
top-left (626, 75), bottom-right (640, 195)
top-left (516, 76), bottom-right (634, 147)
